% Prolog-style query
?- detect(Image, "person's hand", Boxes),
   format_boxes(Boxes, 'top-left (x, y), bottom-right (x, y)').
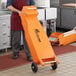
top-left (18, 11), bottom-right (21, 14)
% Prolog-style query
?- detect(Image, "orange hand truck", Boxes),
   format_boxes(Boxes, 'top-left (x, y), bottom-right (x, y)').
top-left (20, 6), bottom-right (60, 73)
top-left (49, 30), bottom-right (76, 46)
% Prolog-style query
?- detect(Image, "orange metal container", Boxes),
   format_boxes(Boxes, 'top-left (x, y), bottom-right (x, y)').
top-left (58, 30), bottom-right (76, 45)
top-left (20, 6), bottom-right (60, 66)
top-left (49, 30), bottom-right (76, 46)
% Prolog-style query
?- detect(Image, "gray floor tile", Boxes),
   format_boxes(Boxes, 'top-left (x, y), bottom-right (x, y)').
top-left (0, 52), bottom-right (76, 76)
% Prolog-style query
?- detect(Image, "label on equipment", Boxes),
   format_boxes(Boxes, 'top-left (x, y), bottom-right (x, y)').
top-left (49, 37), bottom-right (57, 41)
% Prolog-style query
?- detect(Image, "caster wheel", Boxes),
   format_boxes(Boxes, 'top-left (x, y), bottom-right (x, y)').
top-left (51, 62), bottom-right (57, 70)
top-left (31, 62), bottom-right (38, 73)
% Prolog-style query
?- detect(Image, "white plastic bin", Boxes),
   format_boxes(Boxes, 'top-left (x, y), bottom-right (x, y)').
top-left (35, 0), bottom-right (50, 8)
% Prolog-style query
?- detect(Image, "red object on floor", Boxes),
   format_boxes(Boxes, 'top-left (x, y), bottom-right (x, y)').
top-left (0, 45), bottom-right (76, 71)
top-left (53, 45), bottom-right (76, 55)
top-left (0, 51), bottom-right (30, 71)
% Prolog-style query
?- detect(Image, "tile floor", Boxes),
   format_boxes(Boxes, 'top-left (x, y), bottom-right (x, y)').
top-left (0, 42), bottom-right (76, 76)
top-left (0, 52), bottom-right (76, 76)
top-left (70, 42), bottom-right (76, 46)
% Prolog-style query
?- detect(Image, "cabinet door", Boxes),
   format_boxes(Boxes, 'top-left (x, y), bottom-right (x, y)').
top-left (0, 15), bottom-right (10, 28)
top-left (56, 8), bottom-right (61, 27)
top-left (61, 8), bottom-right (76, 29)
top-left (0, 27), bottom-right (10, 37)
top-left (60, 0), bottom-right (75, 4)
top-left (0, 37), bottom-right (11, 49)
top-left (50, 0), bottom-right (59, 3)
top-left (0, 14), bottom-right (11, 50)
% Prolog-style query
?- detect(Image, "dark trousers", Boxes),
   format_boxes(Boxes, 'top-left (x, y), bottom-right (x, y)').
top-left (11, 30), bottom-right (31, 58)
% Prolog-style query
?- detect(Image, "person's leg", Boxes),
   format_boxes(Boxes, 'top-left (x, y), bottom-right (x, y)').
top-left (11, 30), bottom-right (21, 59)
top-left (22, 31), bottom-right (32, 61)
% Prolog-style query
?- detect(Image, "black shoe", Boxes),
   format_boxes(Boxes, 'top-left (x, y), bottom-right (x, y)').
top-left (12, 52), bottom-right (19, 59)
top-left (27, 56), bottom-right (33, 61)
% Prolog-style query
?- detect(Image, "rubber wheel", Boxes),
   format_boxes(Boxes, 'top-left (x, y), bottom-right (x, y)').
top-left (31, 62), bottom-right (38, 73)
top-left (51, 62), bottom-right (57, 70)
